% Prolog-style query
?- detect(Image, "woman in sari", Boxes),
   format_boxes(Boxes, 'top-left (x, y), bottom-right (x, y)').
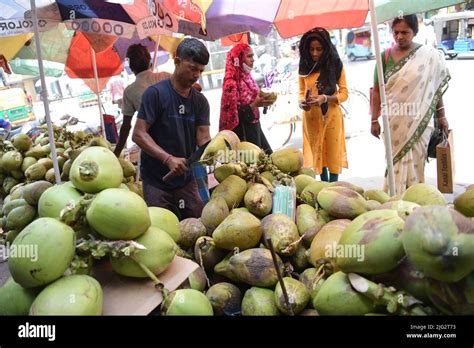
top-left (298, 28), bottom-right (349, 182)
top-left (219, 44), bottom-right (273, 154)
top-left (371, 15), bottom-right (450, 195)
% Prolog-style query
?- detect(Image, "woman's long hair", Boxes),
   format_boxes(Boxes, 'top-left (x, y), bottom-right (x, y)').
top-left (299, 27), bottom-right (343, 114)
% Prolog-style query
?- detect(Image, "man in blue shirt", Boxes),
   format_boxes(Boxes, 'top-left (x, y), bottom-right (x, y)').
top-left (132, 38), bottom-right (211, 220)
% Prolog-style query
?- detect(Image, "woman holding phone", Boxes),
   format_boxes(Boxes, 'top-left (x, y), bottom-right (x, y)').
top-left (298, 28), bottom-right (349, 182)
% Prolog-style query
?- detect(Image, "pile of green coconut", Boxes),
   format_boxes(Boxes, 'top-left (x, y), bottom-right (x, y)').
top-left (1, 129), bottom-right (474, 316)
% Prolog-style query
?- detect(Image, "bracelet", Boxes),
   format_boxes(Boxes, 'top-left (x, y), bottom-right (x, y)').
top-left (322, 95), bottom-right (328, 103)
top-left (163, 154), bottom-right (172, 165)
top-left (371, 119), bottom-right (379, 124)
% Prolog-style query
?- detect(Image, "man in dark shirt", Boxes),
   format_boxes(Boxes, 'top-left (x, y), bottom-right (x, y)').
top-left (132, 38), bottom-right (211, 220)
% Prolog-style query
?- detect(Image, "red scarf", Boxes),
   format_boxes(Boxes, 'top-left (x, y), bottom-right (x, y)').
top-left (219, 44), bottom-right (259, 131)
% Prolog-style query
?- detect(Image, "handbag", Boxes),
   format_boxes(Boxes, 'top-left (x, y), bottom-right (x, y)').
top-left (428, 117), bottom-right (444, 159)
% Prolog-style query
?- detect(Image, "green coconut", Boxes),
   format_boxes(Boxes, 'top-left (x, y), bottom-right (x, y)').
top-left (180, 267), bottom-right (207, 292)
top-left (365, 189), bottom-right (390, 204)
top-left (70, 146), bottom-right (123, 193)
top-left (241, 287), bottom-right (280, 316)
top-left (402, 206), bottom-right (474, 283)
top-left (402, 183), bottom-right (446, 206)
top-left (454, 189), bottom-right (474, 217)
top-left (161, 289), bottom-right (213, 316)
top-left (296, 204), bottom-right (329, 247)
top-left (10, 169), bottom-right (24, 180)
top-left (308, 219), bottom-right (352, 271)
top-left (3, 176), bottom-right (19, 194)
top-left (206, 282), bottom-right (242, 316)
top-left (377, 200), bottom-right (420, 220)
top-left (38, 182), bottom-right (83, 219)
top-left (211, 174), bottom-right (248, 210)
top-left (2, 198), bottom-right (29, 217)
top-left (178, 218), bottom-right (207, 249)
top-left (86, 188), bottom-right (150, 240)
top-left (148, 207), bottom-right (180, 242)
top-left (237, 141), bottom-right (262, 165)
top-left (44, 168), bottom-right (55, 183)
top-left (20, 157), bottom-right (37, 173)
top-left (24, 145), bottom-right (48, 159)
top-left (336, 210), bottom-right (406, 275)
top-left (317, 186), bottom-right (369, 220)
top-left (5, 204), bottom-right (36, 232)
top-left (298, 167), bottom-right (316, 178)
top-left (228, 248), bottom-right (285, 287)
top-left (0, 278), bottom-right (39, 315)
top-left (244, 183), bottom-right (272, 218)
top-left (274, 277), bottom-right (310, 315)
top-left (200, 197), bottom-right (230, 234)
top-left (300, 181), bottom-right (331, 208)
top-left (12, 133), bottom-right (33, 152)
top-left (331, 181), bottom-right (365, 196)
top-left (194, 236), bottom-right (227, 271)
top-left (270, 148), bottom-right (303, 173)
top-left (110, 227), bottom-right (177, 277)
top-left (213, 211), bottom-right (262, 251)
top-left (37, 158), bottom-right (53, 171)
top-left (8, 218), bottom-right (76, 288)
top-left (2, 151), bottom-right (23, 171)
top-left (261, 214), bottom-right (300, 256)
top-left (30, 275), bottom-right (102, 315)
top-left (295, 174), bottom-right (315, 195)
top-left (313, 272), bottom-right (375, 315)
top-left (24, 163), bottom-right (46, 181)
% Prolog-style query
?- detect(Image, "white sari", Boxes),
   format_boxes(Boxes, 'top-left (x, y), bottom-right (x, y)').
top-left (382, 45), bottom-right (450, 195)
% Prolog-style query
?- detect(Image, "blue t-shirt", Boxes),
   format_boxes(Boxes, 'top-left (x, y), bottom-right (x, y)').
top-left (137, 79), bottom-right (210, 190)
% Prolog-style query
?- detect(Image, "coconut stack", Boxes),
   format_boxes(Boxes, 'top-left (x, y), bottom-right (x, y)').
top-left (1, 129), bottom-right (474, 316)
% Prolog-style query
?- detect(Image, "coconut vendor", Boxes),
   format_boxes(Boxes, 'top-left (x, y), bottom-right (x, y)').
top-left (298, 27), bottom-right (349, 183)
top-left (219, 44), bottom-right (274, 154)
top-left (132, 38), bottom-right (211, 220)
top-left (113, 44), bottom-right (171, 157)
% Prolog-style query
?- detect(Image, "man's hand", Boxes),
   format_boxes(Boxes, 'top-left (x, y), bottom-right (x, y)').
top-left (166, 156), bottom-right (188, 177)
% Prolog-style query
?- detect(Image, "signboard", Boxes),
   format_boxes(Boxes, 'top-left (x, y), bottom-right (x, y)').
top-left (0, 18), bottom-right (59, 37)
top-left (137, 0), bottom-right (179, 38)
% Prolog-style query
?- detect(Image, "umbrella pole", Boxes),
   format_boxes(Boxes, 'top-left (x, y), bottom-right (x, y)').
top-left (152, 35), bottom-right (161, 72)
top-left (29, 0), bottom-right (61, 185)
top-left (91, 48), bottom-right (106, 138)
top-left (369, 0), bottom-right (396, 196)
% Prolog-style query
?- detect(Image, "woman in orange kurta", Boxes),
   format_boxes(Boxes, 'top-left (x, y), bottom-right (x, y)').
top-left (298, 28), bottom-right (348, 182)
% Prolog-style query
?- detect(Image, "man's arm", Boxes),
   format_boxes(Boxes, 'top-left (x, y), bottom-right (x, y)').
top-left (114, 115), bottom-right (132, 157)
top-left (132, 119), bottom-right (187, 176)
top-left (196, 125), bottom-right (211, 147)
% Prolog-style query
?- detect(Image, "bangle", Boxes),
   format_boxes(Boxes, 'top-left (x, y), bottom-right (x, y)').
top-left (371, 119), bottom-right (379, 124)
top-left (322, 95), bottom-right (328, 103)
top-left (437, 106), bottom-right (445, 112)
top-left (438, 116), bottom-right (447, 121)
top-left (163, 154), bottom-right (172, 165)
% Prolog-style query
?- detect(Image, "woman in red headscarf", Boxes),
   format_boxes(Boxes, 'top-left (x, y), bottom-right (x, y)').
top-left (219, 44), bottom-right (273, 153)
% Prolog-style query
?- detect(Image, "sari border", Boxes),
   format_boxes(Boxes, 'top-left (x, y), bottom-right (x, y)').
top-left (392, 73), bottom-right (451, 166)
top-left (384, 45), bottom-right (422, 83)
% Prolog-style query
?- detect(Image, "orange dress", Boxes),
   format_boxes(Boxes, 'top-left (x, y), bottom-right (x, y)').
top-left (298, 67), bottom-right (349, 175)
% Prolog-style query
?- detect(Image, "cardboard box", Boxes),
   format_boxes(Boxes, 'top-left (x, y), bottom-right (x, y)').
top-left (92, 256), bottom-right (198, 315)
